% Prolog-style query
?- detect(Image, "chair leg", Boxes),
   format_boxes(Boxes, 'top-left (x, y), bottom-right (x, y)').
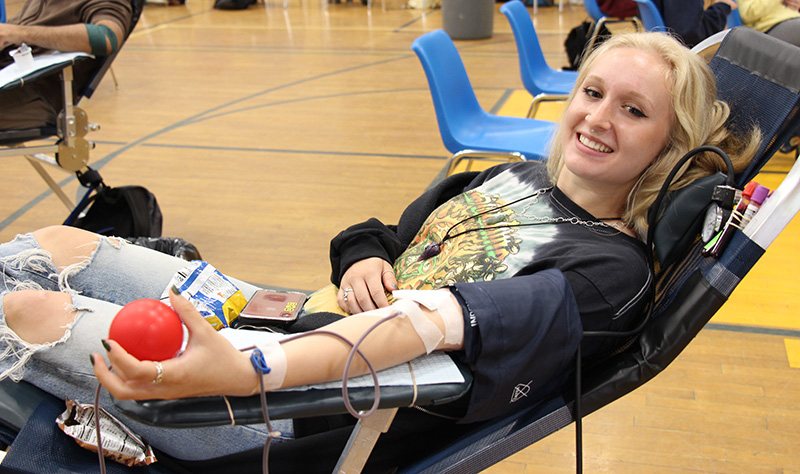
top-left (528, 94), bottom-right (569, 119)
top-left (333, 407), bottom-right (398, 474)
top-left (584, 18), bottom-right (608, 60)
top-left (109, 66), bottom-right (120, 90)
top-left (25, 156), bottom-right (75, 210)
top-left (446, 150), bottom-right (527, 176)
top-left (574, 345), bottom-right (583, 474)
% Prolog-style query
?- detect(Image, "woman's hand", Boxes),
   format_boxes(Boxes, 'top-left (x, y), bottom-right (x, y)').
top-left (92, 290), bottom-right (258, 400)
top-left (337, 257), bottom-right (398, 314)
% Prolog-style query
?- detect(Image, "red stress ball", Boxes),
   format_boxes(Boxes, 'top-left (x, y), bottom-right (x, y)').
top-left (108, 299), bottom-right (184, 361)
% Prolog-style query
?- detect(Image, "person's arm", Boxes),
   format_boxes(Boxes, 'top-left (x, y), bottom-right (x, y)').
top-left (737, 0), bottom-right (776, 24)
top-left (0, 19), bottom-right (125, 55)
top-left (449, 270), bottom-right (584, 423)
top-left (93, 287), bottom-right (464, 400)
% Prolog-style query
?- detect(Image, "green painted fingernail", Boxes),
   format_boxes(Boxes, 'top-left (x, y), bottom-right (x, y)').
top-left (101, 339), bottom-right (111, 352)
top-left (89, 355), bottom-right (95, 367)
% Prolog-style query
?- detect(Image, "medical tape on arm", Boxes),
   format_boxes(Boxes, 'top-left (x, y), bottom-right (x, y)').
top-left (252, 339), bottom-right (287, 392)
top-left (85, 23), bottom-right (119, 55)
top-left (361, 298), bottom-right (443, 354)
top-left (392, 289), bottom-right (464, 347)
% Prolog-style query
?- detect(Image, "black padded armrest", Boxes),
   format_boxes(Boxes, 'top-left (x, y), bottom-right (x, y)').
top-left (114, 355), bottom-right (473, 428)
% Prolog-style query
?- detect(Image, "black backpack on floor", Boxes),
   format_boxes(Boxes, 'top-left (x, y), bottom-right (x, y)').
top-left (65, 168), bottom-right (163, 238)
top-left (564, 20), bottom-right (612, 70)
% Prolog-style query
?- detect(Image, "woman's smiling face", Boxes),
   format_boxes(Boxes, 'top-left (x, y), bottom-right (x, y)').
top-left (557, 47), bottom-right (674, 205)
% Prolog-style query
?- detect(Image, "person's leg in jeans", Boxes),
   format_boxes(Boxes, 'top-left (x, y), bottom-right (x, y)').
top-left (0, 226), bottom-right (280, 461)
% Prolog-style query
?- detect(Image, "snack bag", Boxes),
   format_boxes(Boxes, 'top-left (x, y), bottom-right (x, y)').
top-left (57, 399), bottom-right (157, 467)
top-left (162, 261), bottom-right (247, 330)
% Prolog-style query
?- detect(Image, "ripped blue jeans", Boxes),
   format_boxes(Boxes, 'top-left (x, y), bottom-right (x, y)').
top-left (0, 232), bottom-right (290, 461)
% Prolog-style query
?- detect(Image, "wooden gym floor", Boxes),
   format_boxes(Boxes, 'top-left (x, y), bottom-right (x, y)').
top-left (0, 1), bottom-right (798, 472)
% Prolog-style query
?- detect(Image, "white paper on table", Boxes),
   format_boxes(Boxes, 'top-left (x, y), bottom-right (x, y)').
top-left (0, 51), bottom-right (93, 89)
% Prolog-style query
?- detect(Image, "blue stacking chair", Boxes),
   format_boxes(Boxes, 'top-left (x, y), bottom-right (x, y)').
top-left (581, 0), bottom-right (643, 63)
top-left (727, 8), bottom-right (743, 28)
top-left (1, 28), bottom-right (800, 474)
top-left (411, 29), bottom-right (557, 175)
top-left (631, 0), bottom-right (669, 32)
top-left (499, 1), bottom-right (578, 118)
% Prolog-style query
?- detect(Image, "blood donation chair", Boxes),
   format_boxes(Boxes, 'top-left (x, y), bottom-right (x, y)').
top-left (397, 27), bottom-right (800, 474)
top-left (0, 0), bottom-right (143, 211)
top-left (1, 27), bottom-right (799, 474)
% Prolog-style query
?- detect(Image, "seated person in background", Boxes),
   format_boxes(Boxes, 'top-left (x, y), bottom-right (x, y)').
top-left (738, 0), bottom-right (800, 47)
top-left (0, 32), bottom-right (759, 471)
top-left (597, 0), bottom-right (639, 18)
top-left (651, 0), bottom-right (738, 48)
top-left (0, 0), bottom-right (133, 131)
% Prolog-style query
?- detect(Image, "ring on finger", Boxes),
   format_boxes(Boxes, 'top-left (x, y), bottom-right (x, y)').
top-left (152, 361), bottom-right (164, 384)
top-left (342, 287), bottom-right (354, 302)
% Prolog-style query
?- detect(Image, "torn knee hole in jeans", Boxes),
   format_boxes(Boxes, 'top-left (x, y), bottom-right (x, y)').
top-left (0, 295), bottom-right (92, 382)
top-left (0, 236), bottom-right (113, 381)
top-left (1, 235), bottom-right (123, 294)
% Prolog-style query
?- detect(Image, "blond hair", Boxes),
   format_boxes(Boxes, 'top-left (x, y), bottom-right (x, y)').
top-left (547, 33), bottom-right (760, 238)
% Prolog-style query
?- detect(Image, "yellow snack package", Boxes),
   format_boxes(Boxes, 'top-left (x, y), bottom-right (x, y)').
top-left (162, 261), bottom-right (247, 330)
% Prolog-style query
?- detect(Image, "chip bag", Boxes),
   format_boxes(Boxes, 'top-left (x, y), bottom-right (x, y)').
top-left (162, 261), bottom-right (247, 330)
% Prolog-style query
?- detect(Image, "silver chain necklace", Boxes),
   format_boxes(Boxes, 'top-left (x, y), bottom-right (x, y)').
top-left (519, 197), bottom-right (624, 230)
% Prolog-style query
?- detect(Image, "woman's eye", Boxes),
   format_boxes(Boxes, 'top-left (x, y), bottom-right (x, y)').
top-left (625, 105), bottom-right (647, 118)
top-left (583, 87), bottom-right (601, 99)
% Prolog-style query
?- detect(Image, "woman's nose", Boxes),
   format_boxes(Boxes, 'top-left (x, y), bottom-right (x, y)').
top-left (585, 103), bottom-right (612, 132)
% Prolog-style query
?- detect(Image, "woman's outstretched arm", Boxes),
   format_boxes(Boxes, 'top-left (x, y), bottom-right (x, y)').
top-left (93, 288), bottom-right (463, 400)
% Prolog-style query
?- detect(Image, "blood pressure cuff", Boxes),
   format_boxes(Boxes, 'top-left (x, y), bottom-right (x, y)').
top-left (450, 269), bottom-right (583, 424)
